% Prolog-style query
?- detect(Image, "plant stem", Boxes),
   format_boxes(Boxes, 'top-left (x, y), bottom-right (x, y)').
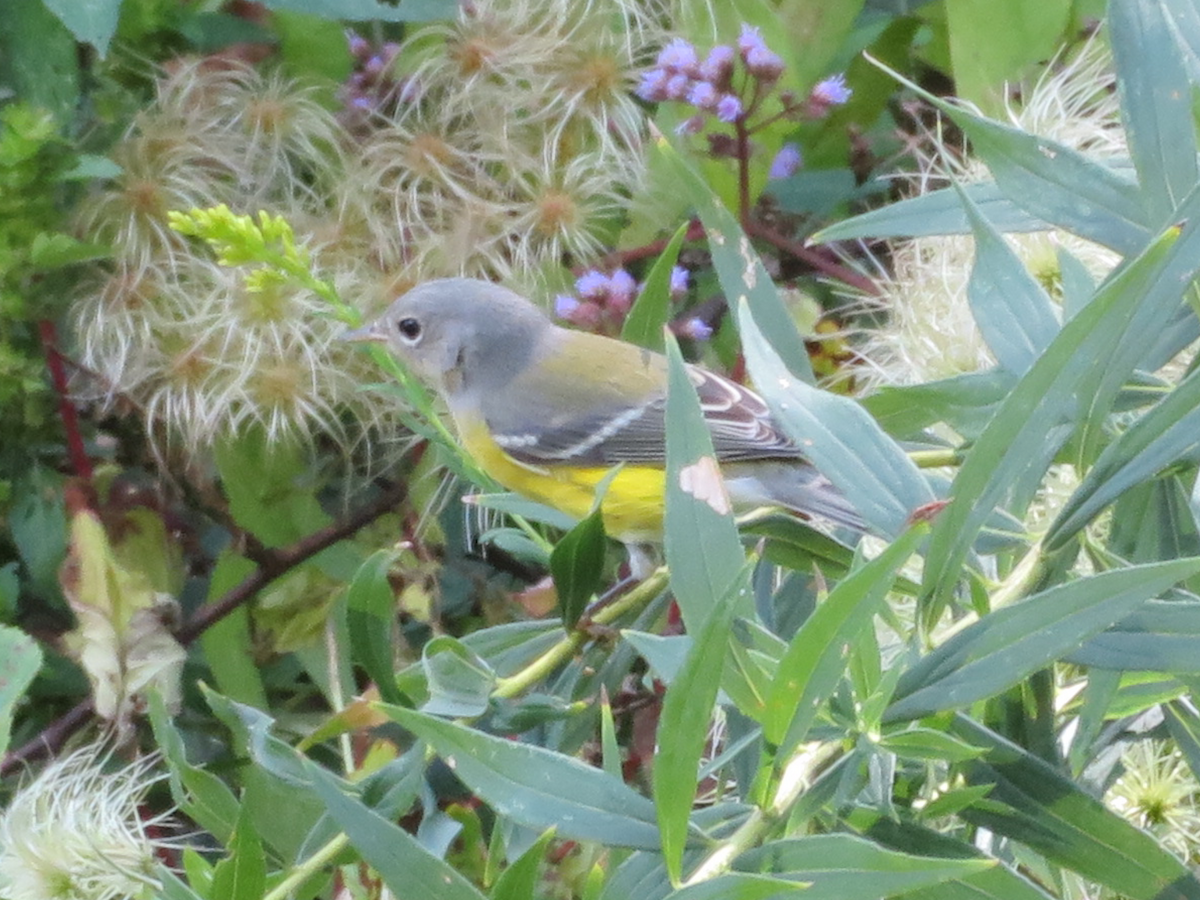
top-left (38, 319), bottom-right (94, 486)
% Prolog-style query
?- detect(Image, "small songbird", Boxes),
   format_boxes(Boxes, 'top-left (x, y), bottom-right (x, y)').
top-left (346, 277), bottom-right (863, 543)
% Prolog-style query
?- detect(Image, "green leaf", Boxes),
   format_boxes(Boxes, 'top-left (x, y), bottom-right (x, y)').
top-left (273, 11), bottom-right (353, 81)
top-left (664, 334), bottom-right (748, 631)
top-left (667, 874), bottom-right (809, 899)
top-left (1066, 599), bottom-right (1200, 672)
top-left (199, 553), bottom-right (267, 709)
top-left (656, 570), bottom-right (750, 882)
top-left (869, 61), bottom-right (1150, 254)
top-left (623, 220), bottom-right (690, 351)
top-left (421, 636), bottom-right (495, 718)
top-left (550, 505), bottom-right (608, 630)
top-left (0, 625), bottom-right (42, 757)
top-left (347, 549), bottom-right (402, 704)
top-left (860, 370), bottom-right (1014, 442)
top-left (958, 182), bottom-right (1060, 374)
top-left (951, 715), bottom-right (1200, 900)
top-left (879, 727), bottom-right (986, 763)
top-left (738, 300), bottom-right (935, 537)
top-left (29, 232), bottom-right (110, 268)
top-left (922, 220), bottom-right (1195, 609)
top-left (382, 705), bottom-right (666, 849)
top-left (258, 0), bottom-right (456, 20)
top-left (1047, 368), bottom-right (1200, 550)
top-left (654, 136), bottom-right (812, 380)
top-left (210, 809), bottom-right (267, 900)
top-left (813, 180), bottom-right (1047, 243)
top-left (149, 693), bottom-right (241, 845)
top-left (889, 558), bottom-right (1200, 722)
top-left (1111, 0), bottom-right (1197, 223)
top-left (303, 757), bottom-right (488, 900)
top-left (38, 0), bottom-right (122, 56)
top-left (490, 829), bottom-right (555, 900)
top-left (734, 834), bottom-right (993, 899)
top-left (0, 0), bottom-right (79, 123)
top-left (765, 526), bottom-right (925, 751)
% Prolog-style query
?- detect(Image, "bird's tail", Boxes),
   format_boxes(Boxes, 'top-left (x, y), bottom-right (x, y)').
top-left (726, 461), bottom-right (866, 533)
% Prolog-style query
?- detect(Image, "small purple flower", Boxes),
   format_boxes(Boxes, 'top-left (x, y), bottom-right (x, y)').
top-left (364, 54), bottom-right (386, 77)
top-left (657, 38), bottom-right (699, 74)
top-left (347, 32), bottom-right (370, 59)
top-left (812, 74), bottom-right (852, 106)
top-left (636, 68), bottom-right (670, 102)
top-left (555, 294), bottom-right (581, 319)
top-left (737, 24), bottom-right (768, 59)
top-left (351, 96), bottom-right (374, 111)
top-left (745, 46), bottom-right (784, 82)
top-left (674, 115), bottom-right (706, 135)
top-left (686, 80), bottom-right (719, 112)
top-left (608, 269), bottom-right (638, 306)
top-left (768, 143), bottom-right (803, 179)
top-left (699, 45), bottom-right (736, 83)
top-left (664, 73), bottom-right (692, 101)
top-left (682, 317), bottom-right (714, 341)
top-left (716, 93), bottom-right (743, 123)
top-left (669, 266), bottom-right (689, 297)
top-left (575, 270), bottom-right (610, 299)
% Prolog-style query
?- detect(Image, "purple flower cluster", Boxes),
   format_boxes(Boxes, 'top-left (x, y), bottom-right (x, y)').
top-left (555, 266), bottom-right (705, 337)
top-left (338, 32), bottom-right (407, 126)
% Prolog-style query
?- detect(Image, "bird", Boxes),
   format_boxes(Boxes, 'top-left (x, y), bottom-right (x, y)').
top-left (346, 277), bottom-right (863, 544)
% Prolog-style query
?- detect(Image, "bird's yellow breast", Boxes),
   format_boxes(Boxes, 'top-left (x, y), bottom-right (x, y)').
top-left (457, 417), bottom-right (666, 542)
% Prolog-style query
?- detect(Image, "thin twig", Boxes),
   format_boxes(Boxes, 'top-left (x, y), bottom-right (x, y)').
top-left (744, 220), bottom-right (881, 296)
top-left (0, 479), bottom-right (408, 777)
top-left (38, 320), bottom-right (94, 487)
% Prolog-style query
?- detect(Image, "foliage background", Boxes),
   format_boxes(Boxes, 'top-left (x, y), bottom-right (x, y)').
top-left (8, 0), bottom-right (1200, 899)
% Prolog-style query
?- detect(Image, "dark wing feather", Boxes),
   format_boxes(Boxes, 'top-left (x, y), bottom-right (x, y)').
top-left (489, 364), bottom-right (802, 466)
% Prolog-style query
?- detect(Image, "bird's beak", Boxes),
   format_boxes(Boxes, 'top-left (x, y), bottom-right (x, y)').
top-left (340, 321), bottom-right (387, 344)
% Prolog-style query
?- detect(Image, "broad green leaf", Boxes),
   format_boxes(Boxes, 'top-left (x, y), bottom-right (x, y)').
top-left (550, 505), bottom-right (608, 630)
top-left (1111, 0), bottom-right (1197, 222)
top-left (0, 0), bottom-right (79, 123)
top-left (382, 705), bottom-right (667, 849)
top-left (1047, 367), bottom-right (1200, 550)
top-left (664, 335), bottom-right (748, 631)
top-left (347, 549), bottom-right (402, 704)
top-left (273, 11), bottom-right (352, 82)
top-left (149, 693), bottom-right (240, 845)
top-left (765, 526), bottom-right (925, 750)
top-left (945, 0), bottom-right (1071, 114)
top-left (889, 558), bottom-right (1200, 722)
top-left (738, 301), bottom-right (935, 537)
top-left (959, 182), bottom-right (1060, 374)
top-left (922, 222), bottom-right (1190, 610)
top-left (860, 370), bottom-right (1014, 442)
top-left (210, 809), bottom-right (266, 900)
top-left (813, 181), bottom-right (1047, 243)
top-left (259, 0), bottom-right (456, 21)
top-left (734, 834), bottom-right (993, 899)
top-left (951, 715), bottom-right (1200, 899)
top-left (421, 636), bottom-right (495, 718)
top-left (0, 625), bottom-right (42, 758)
top-left (39, 0), bottom-right (120, 55)
top-left (303, 757), bottom-right (487, 900)
top-left (199, 553), bottom-right (267, 709)
top-left (623, 221), bottom-right (690, 351)
top-left (654, 136), bottom-right (812, 379)
top-left (656, 571), bottom-right (750, 882)
top-left (1066, 599), bottom-right (1200, 672)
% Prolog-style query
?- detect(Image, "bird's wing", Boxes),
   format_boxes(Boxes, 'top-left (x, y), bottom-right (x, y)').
top-left (487, 361), bottom-right (802, 467)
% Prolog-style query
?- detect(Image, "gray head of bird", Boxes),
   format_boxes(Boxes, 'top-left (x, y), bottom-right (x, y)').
top-left (344, 277), bottom-right (553, 397)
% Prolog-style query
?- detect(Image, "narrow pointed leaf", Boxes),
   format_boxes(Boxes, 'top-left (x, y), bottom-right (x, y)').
top-left (951, 715), bottom-right (1200, 900)
top-left (889, 557), bottom-right (1200, 722)
top-left (1111, 0), bottom-right (1197, 221)
top-left (550, 505), bottom-right (608, 629)
top-left (347, 549), bottom-right (402, 703)
top-left (1066, 599), bottom-right (1200, 671)
top-left (624, 220), bottom-right (690, 351)
top-left (667, 874), bottom-right (808, 899)
top-left (0, 625), bottom-right (41, 758)
top-left (959, 182), bottom-right (1060, 374)
top-left (665, 334), bottom-right (748, 631)
top-left (656, 569), bottom-right (750, 881)
top-left (421, 636), bottom-right (495, 718)
top-left (765, 525), bottom-right (925, 750)
top-left (738, 301), bottom-right (935, 537)
top-left (382, 705), bottom-right (667, 849)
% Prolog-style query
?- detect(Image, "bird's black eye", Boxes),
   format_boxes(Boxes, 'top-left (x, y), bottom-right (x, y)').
top-left (397, 317), bottom-right (421, 341)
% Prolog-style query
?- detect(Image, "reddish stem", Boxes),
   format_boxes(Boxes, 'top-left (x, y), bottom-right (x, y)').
top-left (38, 320), bottom-right (94, 485)
top-left (745, 220), bottom-right (881, 297)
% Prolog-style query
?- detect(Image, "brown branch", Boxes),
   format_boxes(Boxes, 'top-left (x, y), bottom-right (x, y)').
top-left (744, 220), bottom-right (881, 296)
top-left (0, 478), bottom-right (408, 777)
